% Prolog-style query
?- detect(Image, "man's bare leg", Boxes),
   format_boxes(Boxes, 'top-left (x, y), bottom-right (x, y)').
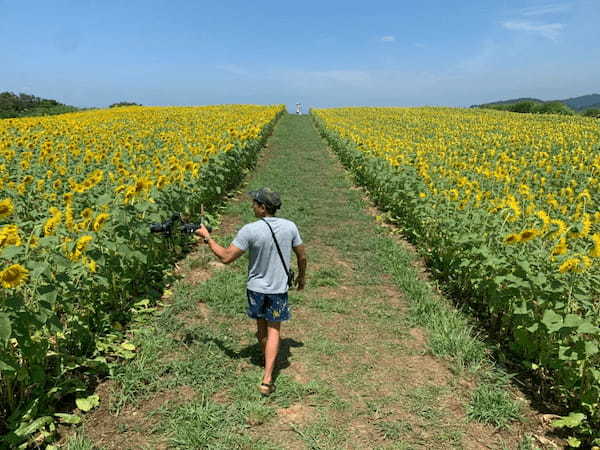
top-left (256, 319), bottom-right (267, 362)
top-left (262, 321), bottom-right (280, 385)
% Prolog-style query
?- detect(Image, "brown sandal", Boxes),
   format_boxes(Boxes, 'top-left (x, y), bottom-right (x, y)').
top-left (259, 382), bottom-right (275, 396)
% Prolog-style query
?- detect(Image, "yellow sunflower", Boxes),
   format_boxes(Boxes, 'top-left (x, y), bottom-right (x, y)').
top-left (0, 198), bottom-right (14, 219)
top-left (92, 213), bottom-right (110, 232)
top-left (590, 234), bottom-right (600, 258)
top-left (0, 225), bottom-right (21, 248)
top-left (0, 264), bottom-right (29, 288)
top-left (551, 237), bottom-right (568, 256)
top-left (559, 257), bottom-right (581, 273)
top-left (504, 233), bottom-right (521, 244)
top-left (519, 229), bottom-right (539, 242)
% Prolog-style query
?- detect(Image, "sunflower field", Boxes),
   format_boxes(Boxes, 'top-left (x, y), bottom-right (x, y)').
top-left (0, 104), bottom-right (283, 445)
top-left (312, 107), bottom-right (600, 437)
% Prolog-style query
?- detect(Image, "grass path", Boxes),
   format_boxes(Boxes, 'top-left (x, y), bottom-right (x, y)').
top-left (64, 114), bottom-right (556, 449)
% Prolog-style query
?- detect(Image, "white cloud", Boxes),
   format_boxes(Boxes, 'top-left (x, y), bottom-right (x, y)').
top-left (520, 3), bottom-right (572, 16)
top-left (381, 36), bottom-right (395, 42)
top-left (502, 20), bottom-right (564, 40)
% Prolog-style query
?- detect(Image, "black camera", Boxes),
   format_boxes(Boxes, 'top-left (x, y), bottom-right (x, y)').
top-left (150, 213), bottom-right (212, 236)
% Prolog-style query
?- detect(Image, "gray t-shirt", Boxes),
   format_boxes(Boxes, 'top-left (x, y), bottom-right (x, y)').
top-left (232, 217), bottom-right (302, 294)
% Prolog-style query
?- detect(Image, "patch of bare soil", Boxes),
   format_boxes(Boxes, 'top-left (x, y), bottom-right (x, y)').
top-left (286, 360), bottom-right (311, 384)
top-left (277, 403), bottom-right (317, 426)
top-left (217, 213), bottom-right (243, 236)
top-left (247, 403), bottom-right (319, 450)
top-left (183, 265), bottom-right (212, 286)
top-left (408, 327), bottom-right (427, 349)
top-left (312, 284), bottom-right (354, 300)
top-left (175, 301), bottom-right (210, 329)
top-left (65, 383), bottom-right (196, 450)
top-left (211, 389), bottom-right (232, 406)
top-left (345, 418), bottom-right (386, 448)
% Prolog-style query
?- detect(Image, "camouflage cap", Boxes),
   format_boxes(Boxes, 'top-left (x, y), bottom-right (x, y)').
top-left (249, 187), bottom-right (282, 210)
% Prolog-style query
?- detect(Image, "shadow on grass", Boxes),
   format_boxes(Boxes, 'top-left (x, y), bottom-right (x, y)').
top-left (203, 336), bottom-right (304, 381)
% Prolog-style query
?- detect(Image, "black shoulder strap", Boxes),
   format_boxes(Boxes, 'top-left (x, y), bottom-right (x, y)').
top-left (261, 218), bottom-right (290, 277)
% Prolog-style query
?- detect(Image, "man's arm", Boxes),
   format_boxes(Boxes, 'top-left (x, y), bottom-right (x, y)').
top-left (195, 225), bottom-right (244, 265)
top-left (292, 244), bottom-right (307, 290)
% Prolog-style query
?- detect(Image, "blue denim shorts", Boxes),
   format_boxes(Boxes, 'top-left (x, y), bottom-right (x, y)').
top-left (246, 289), bottom-right (290, 322)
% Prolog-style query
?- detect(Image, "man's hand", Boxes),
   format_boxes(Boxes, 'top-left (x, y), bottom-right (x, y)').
top-left (292, 244), bottom-right (307, 291)
top-left (195, 224), bottom-right (210, 240)
top-left (295, 275), bottom-right (305, 291)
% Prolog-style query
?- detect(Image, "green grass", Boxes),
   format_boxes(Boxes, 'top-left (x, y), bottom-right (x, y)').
top-left (308, 297), bottom-right (347, 314)
top-left (310, 267), bottom-right (342, 287)
top-left (64, 434), bottom-right (99, 450)
top-left (467, 381), bottom-right (523, 428)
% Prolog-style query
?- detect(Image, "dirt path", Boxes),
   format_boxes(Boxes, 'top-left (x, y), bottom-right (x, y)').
top-left (64, 114), bottom-right (558, 449)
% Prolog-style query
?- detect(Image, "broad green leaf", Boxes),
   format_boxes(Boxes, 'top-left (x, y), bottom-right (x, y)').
top-left (14, 416), bottom-right (53, 437)
top-left (95, 275), bottom-right (110, 288)
top-left (577, 321), bottom-right (600, 335)
top-left (530, 273), bottom-right (547, 286)
top-left (1, 246), bottom-right (24, 259)
top-left (516, 260), bottom-right (531, 274)
top-left (53, 254), bottom-right (72, 269)
top-left (0, 357), bottom-right (17, 372)
top-left (0, 313), bottom-right (11, 347)
top-left (38, 235), bottom-right (59, 246)
top-left (551, 412), bottom-right (586, 428)
top-left (37, 283), bottom-right (58, 299)
top-left (585, 341), bottom-right (599, 357)
top-left (133, 299), bottom-right (150, 308)
top-left (76, 394), bottom-right (100, 412)
top-left (54, 413), bottom-right (81, 424)
top-left (504, 274), bottom-right (529, 289)
top-left (96, 193), bottom-right (112, 204)
top-left (562, 314), bottom-right (582, 328)
top-left (542, 309), bottom-right (563, 333)
top-left (28, 261), bottom-right (51, 279)
top-left (132, 250), bottom-right (147, 263)
top-left (567, 437), bottom-right (581, 447)
top-left (558, 345), bottom-right (579, 361)
top-left (526, 322), bottom-right (539, 333)
top-left (117, 350), bottom-right (135, 359)
top-left (513, 300), bottom-right (529, 315)
top-left (120, 342), bottom-right (136, 351)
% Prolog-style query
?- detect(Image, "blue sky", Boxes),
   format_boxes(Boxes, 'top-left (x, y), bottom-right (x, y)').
top-left (2, 0), bottom-right (599, 111)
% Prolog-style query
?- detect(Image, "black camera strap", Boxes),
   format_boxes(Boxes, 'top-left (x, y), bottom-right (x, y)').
top-left (261, 218), bottom-right (291, 281)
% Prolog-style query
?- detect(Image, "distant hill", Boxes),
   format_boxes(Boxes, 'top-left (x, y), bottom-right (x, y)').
top-left (557, 94), bottom-right (600, 111)
top-left (475, 97), bottom-right (544, 107)
top-left (0, 91), bottom-right (79, 119)
top-left (473, 93), bottom-right (600, 112)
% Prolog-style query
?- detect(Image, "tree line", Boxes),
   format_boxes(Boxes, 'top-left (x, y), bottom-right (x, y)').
top-left (0, 91), bottom-right (80, 119)
top-left (474, 100), bottom-right (600, 118)
top-left (0, 92), bottom-right (145, 119)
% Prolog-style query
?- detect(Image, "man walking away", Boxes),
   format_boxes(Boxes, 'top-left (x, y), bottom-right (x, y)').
top-left (195, 188), bottom-right (307, 395)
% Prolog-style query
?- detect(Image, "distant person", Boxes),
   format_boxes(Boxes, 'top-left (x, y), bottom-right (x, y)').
top-left (195, 188), bottom-right (307, 396)
top-left (295, 102), bottom-right (302, 115)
